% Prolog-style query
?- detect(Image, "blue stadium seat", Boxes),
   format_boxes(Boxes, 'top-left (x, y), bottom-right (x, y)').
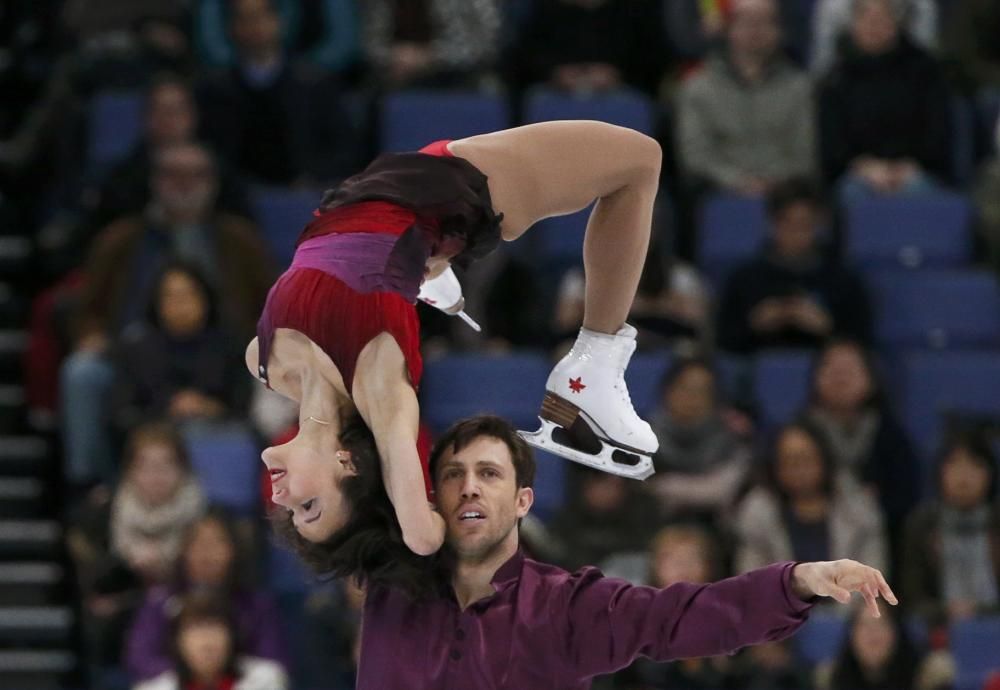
top-left (624, 351), bottom-right (673, 417)
top-left (88, 90), bottom-right (143, 172)
top-left (267, 540), bottom-right (314, 596)
top-left (523, 87), bottom-right (655, 133)
top-left (531, 208), bottom-right (590, 269)
top-left (527, 448), bottom-right (566, 523)
top-left (252, 186), bottom-right (323, 267)
top-left (380, 90), bottom-right (510, 153)
top-left (793, 614), bottom-right (847, 665)
top-left (951, 95), bottom-right (977, 186)
top-left (182, 423), bottom-right (261, 515)
top-left (869, 270), bottom-right (1000, 349)
top-left (951, 617), bottom-right (1000, 690)
top-left (752, 350), bottom-right (814, 428)
top-left (900, 351), bottom-right (1000, 458)
top-left (697, 195), bottom-right (767, 288)
top-left (420, 353), bottom-right (550, 434)
top-left (846, 193), bottom-right (972, 269)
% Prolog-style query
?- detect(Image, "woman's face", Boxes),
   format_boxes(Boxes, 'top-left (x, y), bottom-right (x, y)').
top-left (184, 519), bottom-right (236, 587)
top-left (158, 270), bottom-right (208, 337)
top-left (665, 366), bottom-right (715, 426)
top-left (851, 610), bottom-right (896, 670)
top-left (815, 344), bottom-right (873, 413)
top-left (852, 0), bottom-right (900, 55)
top-left (651, 537), bottom-right (710, 588)
top-left (262, 424), bottom-right (357, 542)
top-left (941, 448), bottom-right (993, 510)
top-left (178, 621), bottom-right (231, 681)
top-left (130, 442), bottom-right (185, 506)
top-left (775, 429), bottom-right (826, 498)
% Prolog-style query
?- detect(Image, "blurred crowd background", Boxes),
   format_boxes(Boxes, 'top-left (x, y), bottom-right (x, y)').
top-left (2, 0), bottom-right (1000, 688)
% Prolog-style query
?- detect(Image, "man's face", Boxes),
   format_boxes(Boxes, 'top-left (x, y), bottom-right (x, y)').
top-left (727, 0), bottom-right (781, 61)
top-left (434, 437), bottom-right (533, 562)
top-left (151, 144), bottom-right (217, 221)
top-left (772, 201), bottom-right (819, 258)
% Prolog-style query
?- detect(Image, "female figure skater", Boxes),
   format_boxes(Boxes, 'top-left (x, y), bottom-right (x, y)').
top-left (247, 121), bottom-right (661, 573)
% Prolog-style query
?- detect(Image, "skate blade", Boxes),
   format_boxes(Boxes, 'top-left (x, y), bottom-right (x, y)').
top-left (519, 419), bottom-right (655, 481)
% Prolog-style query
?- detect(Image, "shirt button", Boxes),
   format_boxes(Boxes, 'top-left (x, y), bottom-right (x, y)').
top-left (455, 628), bottom-right (465, 640)
top-left (450, 649), bottom-right (461, 661)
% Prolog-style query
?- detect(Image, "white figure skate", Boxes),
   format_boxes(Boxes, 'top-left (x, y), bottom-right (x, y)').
top-left (519, 324), bottom-right (658, 480)
top-left (417, 266), bottom-right (481, 332)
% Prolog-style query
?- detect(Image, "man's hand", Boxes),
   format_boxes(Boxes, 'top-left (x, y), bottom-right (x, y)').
top-left (791, 560), bottom-right (898, 617)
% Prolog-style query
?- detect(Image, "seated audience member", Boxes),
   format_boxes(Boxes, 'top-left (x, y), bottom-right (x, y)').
top-left (133, 594), bottom-right (289, 690)
top-left (361, 0), bottom-right (501, 89)
top-left (818, 0), bottom-right (950, 199)
top-left (78, 74), bottom-right (252, 256)
top-left (617, 524), bottom-right (736, 688)
top-left (111, 260), bottom-right (250, 435)
top-left (548, 464), bottom-right (660, 571)
top-left (60, 140), bottom-right (272, 486)
top-left (902, 430), bottom-right (1000, 625)
top-left (735, 420), bottom-right (888, 576)
top-left (676, 0), bottom-right (816, 197)
top-left (111, 423), bottom-right (206, 586)
top-left (810, 0), bottom-right (939, 76)
top-left (509, 0), bottom-right (666, 95)
top-left (815, 602), bottom-right (953, 690)
top-left (717, 178), bottom-right (872, 354)
top-left (646, 357), bottom-right (753, 524)
top-left (197, 0), bottom-right (357, 186)
top-left (805, 339), bottom-right (919, 564)
top-left (126, 508), bottom-right (288, 682)
top-left (195, 0), bottom-right (361, 74)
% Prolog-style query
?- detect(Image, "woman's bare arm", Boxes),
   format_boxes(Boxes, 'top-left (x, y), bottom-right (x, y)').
top-left (352, 333), bottom-right (445, 556)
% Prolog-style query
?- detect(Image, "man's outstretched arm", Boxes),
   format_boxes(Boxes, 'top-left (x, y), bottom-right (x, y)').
top-left (556, 559), bottom-right (896, 684)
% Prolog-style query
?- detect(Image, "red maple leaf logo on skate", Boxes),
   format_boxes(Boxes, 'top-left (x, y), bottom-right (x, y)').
top-left (568, 377), bottom-right (586, 394)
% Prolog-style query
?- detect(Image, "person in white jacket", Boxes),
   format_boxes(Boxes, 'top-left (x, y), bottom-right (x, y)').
top-left (132, 594), bottom-right (289, 690)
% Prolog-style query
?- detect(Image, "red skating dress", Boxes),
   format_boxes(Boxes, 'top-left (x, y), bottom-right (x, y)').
top-left (256, 140), bottom-right (502, 497)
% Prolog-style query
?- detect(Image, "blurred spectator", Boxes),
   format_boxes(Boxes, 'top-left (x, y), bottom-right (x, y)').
top-left (133, 594), bottom-right (289, 690)
top-left (810, 0), bottom-right (938, 76)
top-left (110, 423), bottom-right (206, 585)
top-left (59, 0), bottom-right (193, 84)
top-left (66, 424), bottom-right (205, 670)
top-left (553, 247), bottom-right (710, 356)
top-left (646, 357), bottom-right (753, 524)
top-left (805, 339), bottom-right (919, 568)
top-left (77, 140), bottom-right (272, 343)
top-left (298, 578), bottom-right (366, 689)
top-left (717, 178), bottom-right (873, 354)
top-left (629, 243), bottom-right (712, 352)
top-left (362, 0), bottom-right (501, 89)
top-left (732, 640), bottom-right (811, 690)
top-left (734, 420), bottom-right (888, 576)
top-left (818, 0), bottom-right (950, 199)
top-left (940, 0), bottom-right (1000, 90)
top-left (815, 602), bottom-right (953, 690)
top-left (60, 141), bottom-right (271, 486)
top-left (110, 260), bottom-right (250, 435)
top-left (196, 0), bottom-right (360, 74)
top-left (622, 524), bottom-right (735, 689)
top-left (902, 430), bottom-right (1000, 625)
top-left (973, 115), bottom-right (1000, 272)
top-left (548, 465), bottom-right (660, 571)
top-left (73, 74), bottom-right (253, 260)
top-left (197, 0), bottom-right (357, 185)
top-left (126, 509), bottom-right (288, 683)
top-left (509, 0), bottom-right (666, 95)
top-left (676, 0), bottom-right (816, 198)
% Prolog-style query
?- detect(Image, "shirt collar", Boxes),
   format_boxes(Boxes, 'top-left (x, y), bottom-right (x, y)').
top-left (490, 548), bottom-right (525, 592)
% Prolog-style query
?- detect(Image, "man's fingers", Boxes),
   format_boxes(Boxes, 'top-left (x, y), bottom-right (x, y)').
top-left (875, 570), bottom-right (898, 605)
top-left (829, 584), bottom-right (852, 604)
top-left (860, 583), bottom-right (880, 617)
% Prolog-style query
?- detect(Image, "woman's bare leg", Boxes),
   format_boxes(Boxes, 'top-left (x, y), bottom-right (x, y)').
top-left (449, 121), bottom-right (661, 334)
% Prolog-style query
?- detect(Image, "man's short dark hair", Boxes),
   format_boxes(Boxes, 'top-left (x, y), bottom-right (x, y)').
top-left (429, 415), bottom-right (537, 489)
top-left (765, 177), bottom-right (825, 220)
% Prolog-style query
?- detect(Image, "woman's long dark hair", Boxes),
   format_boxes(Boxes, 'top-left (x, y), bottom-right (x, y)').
top-left (807, 338), bottom-right (887, 412)
top-left (175, 506), bottom-right (245, 593)
top-left (764, 420), bottom-right (838, 504)
top-left (830, 604), bottom-right (921, 690)
top-left (270, 416), bottom-right (448, 600)
top-left (145, 258), bottom-right (221, 331)
top-left (171, 594), bottom-right (241, 684)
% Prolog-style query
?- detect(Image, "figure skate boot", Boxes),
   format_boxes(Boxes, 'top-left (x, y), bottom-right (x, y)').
top-left (417, 266), bottom-right (481, 332)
